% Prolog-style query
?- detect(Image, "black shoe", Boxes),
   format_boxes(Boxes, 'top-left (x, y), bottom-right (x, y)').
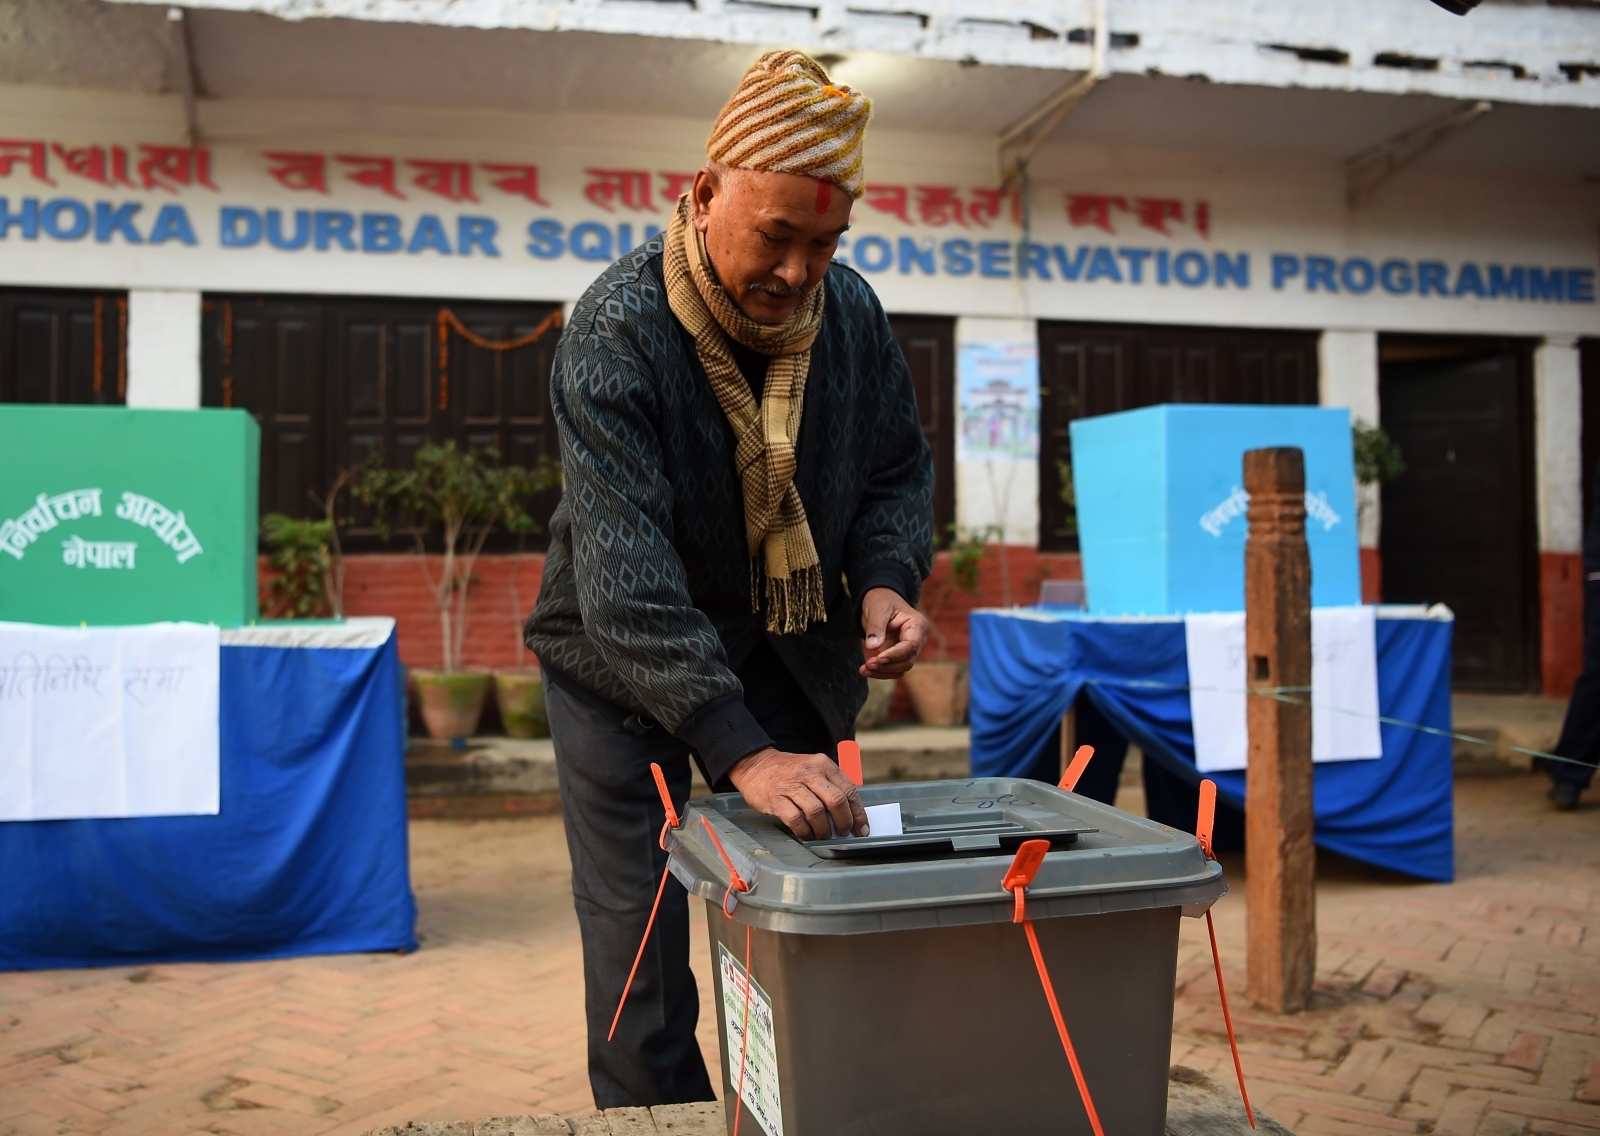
top-left (1548, 783), bottom-right (1582, 811)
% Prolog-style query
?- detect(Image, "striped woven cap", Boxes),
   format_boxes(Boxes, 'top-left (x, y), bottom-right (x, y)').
top-left (706, 50), bottom-right (872, 198)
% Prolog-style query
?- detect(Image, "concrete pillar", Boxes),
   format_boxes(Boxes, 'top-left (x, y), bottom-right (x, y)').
top-left (1318, 329), bottom-right (1380, 601)
top-left (1535, 337), bottom-right (1584, 696)
top-left (126, 290), bottom-right (202, 409)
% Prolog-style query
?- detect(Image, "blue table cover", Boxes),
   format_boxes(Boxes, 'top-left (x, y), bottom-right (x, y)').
top-left (969, 609), bottom-right (1455, 882)
top-left (0, 621), bottom-right (417, 970)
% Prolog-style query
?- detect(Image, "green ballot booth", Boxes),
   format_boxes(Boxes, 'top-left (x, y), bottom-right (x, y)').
top-left (0, 406), bottom-right (259, 626)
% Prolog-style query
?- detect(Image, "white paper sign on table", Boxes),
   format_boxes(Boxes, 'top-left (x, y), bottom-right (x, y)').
top-left (0, 621), bottom-right (220, 821)
top-left (1185, 606), bottom-right (1382, 773)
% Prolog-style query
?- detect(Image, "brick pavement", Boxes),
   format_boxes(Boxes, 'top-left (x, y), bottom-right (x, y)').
top-left (2, 771), bottom-right (1596, 1136)
top-left (0, 819), bottom-right (721, 1136)
top-left (1172, 774), bottom-right (1600, 1136)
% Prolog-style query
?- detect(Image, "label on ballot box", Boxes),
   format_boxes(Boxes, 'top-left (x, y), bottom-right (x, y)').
top-left (1070, 404), bottom-right (1360, 615)
top-left (0, 406), bottom-right (259, 626)
top-left (719, 942), bottom-right (784, 1136)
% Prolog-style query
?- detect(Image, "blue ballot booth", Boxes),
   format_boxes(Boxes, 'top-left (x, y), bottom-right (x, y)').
top-left (1069, 404), bottom-right (1361, 615)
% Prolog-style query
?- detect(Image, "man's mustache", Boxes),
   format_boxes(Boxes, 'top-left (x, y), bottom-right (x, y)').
top-left (747, 279), bottom-right (809, 299)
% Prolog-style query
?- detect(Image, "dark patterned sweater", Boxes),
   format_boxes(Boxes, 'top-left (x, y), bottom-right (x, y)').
top-left (525, 237), bottom-right (934, 783)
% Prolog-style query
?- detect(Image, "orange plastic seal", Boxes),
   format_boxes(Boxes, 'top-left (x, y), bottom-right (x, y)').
top-left (837, 739), bottom-right (863, 787)
top-left (1059, 744), bottom-right (1096, 792)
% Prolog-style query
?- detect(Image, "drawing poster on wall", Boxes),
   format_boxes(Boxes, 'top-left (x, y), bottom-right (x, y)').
top-left (719, 941), bottom-right (784, 1136)
top-left (957, 338), bottom-right (1040, 464)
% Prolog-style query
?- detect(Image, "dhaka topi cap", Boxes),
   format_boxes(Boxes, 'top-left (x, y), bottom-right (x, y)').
top-left (705, 50), bottom-right (872, 198)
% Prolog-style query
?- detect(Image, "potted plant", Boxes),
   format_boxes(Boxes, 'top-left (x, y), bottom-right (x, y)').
top-left (260, 513), bottom-right (334, 619)
top-left (855, 673), bottom-right (897, 732)
top-left (903, 526), bottom-right (986, 726)
top-left (495, 531), bottom-right (555, 738)
top-left (355, 442), bottom-right (553, 740)
top-left (259, 466), bottom-right (361, 621)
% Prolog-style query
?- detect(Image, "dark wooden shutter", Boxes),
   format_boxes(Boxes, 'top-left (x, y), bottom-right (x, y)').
top-left (1380, 338), bottom-right (1539, 691)
top-left (204, 295), bottom-right (562, 549)
top-left (888, 315), bottom-right (955, 539)
top-left (203, 297), bottom-right (328, 525)
top-left (325, 303), bottom-right (437, 542)
top-left (1037, 322), bottom-right (1320, 551)
top-left (0, 288), bottom-right (127, 405)
top-left (446, 307), bottom-right (564, 539)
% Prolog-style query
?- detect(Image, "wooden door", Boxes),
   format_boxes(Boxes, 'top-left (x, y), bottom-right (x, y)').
top-left (888, 315), bottom-right (955, 538)
top-left (324, 302), bottom-right (438, 542)
top-left (445, 306), bottom-right (564, 540)
top-left (203, 297), bottom-right (328, 524)
top-left (0, 288), bottom-right (126, 405)
top-left (1037, 322), bottom-right (1319, 550)
top-left (1379, 339), bottom-right (1539, 690)
top-left (203, 295), bottom-right (563, 549)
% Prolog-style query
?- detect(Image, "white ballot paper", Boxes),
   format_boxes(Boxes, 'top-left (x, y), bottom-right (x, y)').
top-left (1185, 606), bottom-right (1382, 773)
top-left (0, 621), bottom-right (220, 821)
top-left (863, 802), bottom-right (904, 837)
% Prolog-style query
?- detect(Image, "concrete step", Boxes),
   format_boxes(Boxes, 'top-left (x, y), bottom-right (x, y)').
top-left (406, 724), bottom-right (973, 819)
top-left (1451, 692), bottom-right (1568, 776)
top-left (407, 687), bottom-right (1570, 817)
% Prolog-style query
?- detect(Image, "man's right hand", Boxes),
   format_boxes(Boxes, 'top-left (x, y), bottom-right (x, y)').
top-left (728, 747), bottom-right (869, 840)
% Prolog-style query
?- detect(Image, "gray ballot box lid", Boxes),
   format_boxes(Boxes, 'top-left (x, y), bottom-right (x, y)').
top-left (669, 777), bottom-right (1228, 936)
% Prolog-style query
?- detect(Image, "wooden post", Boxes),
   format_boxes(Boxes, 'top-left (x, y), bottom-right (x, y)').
top-left (1059, 704), bottom-right (1076, 781)
top-left (1243, 447), bottom-right (1316, 1013)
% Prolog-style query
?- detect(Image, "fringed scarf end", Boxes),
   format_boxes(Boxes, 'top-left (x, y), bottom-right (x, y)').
top-left (756, 561), bottom-right (826, 634)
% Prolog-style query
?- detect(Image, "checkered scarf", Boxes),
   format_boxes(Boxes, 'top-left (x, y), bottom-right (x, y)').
top-left (663, 194), bottom-right (827, 634)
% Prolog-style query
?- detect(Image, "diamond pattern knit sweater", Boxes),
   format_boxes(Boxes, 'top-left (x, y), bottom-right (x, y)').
top-left (526, 237), bottom-right (934, 783)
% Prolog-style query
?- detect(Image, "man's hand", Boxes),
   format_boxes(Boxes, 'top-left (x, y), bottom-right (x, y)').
top-left (729, 747), bottom-right (868, 840)
top-left (860, 586), bottom-right (929, 678)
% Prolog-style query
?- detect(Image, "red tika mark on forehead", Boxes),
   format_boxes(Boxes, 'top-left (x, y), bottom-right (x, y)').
top-left (815, 180), bottom-right (831, 214)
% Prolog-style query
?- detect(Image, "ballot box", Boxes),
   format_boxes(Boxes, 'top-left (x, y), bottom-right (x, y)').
top-left (669, 779), bottom-right (1226, 1136)
top-left (1069, 404), bottom-right (1360, 615)
top-left (0, 406), bottom-right (260, 625)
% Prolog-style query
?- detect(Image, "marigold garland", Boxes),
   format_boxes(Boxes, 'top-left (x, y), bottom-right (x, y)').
top-left (435, 307), bottom-right (563, 410)
top-left (116, 297), bottom-right (128, 401)
top-left (92, 295), bottom-right (104, 396)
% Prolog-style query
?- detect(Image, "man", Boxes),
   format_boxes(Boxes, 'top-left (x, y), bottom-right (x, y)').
top-left (1548, 454), bottom-right (1600, 809)
top-left (526, 51), bottom-right (935, 1107)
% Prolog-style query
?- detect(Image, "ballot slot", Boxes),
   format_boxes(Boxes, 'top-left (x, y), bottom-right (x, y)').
top-left (804, 794), bottom-right (1097, 860)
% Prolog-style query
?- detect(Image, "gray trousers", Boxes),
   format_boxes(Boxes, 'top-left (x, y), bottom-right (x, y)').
top-left (547, 681), bottom-right (714, 1109)
top-left (547, 673), bottom-right (834, 1109)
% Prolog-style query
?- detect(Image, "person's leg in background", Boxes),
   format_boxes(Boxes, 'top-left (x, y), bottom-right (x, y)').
top-left (547, 683), bottom-right (716, 1109)
top-left (1068, 694), bottom-right (1131, 804)
top-left (1021, 694), bottom-right (1127, 793)
top-left (1548, 578), bottom-right (1600, 809)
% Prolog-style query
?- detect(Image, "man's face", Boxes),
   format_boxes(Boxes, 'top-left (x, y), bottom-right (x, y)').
top-left (691, 165), bottom-right (853, 325)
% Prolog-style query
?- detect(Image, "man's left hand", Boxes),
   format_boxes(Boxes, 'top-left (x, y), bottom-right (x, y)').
top-left (860, 587), bottom-right (929, 678)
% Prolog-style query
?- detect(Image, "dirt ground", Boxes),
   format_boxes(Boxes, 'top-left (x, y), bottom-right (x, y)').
top-left (2, 769), bottom-right (1596, 1136)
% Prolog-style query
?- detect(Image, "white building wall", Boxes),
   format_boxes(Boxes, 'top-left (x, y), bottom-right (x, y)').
top-left (2, 84), bottom-right (1596, 559)
top-left (1534, 338), bottom-right (1584, 555)
top-left (102, 0), bottom-right (1600, 110)
top-left (1, 87), bottom-right (1596, 340)
top-left (1318, 329), bottom-right (1380, 549)
top-left (126, 290), bottom-right (202, 409)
